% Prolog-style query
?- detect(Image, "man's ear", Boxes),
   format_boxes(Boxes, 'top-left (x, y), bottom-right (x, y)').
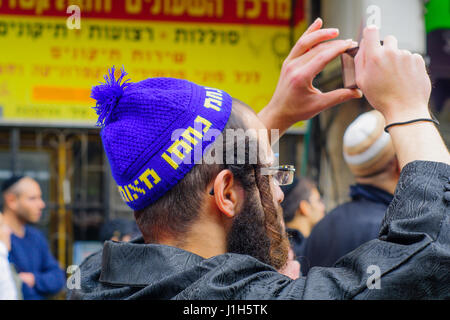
top-left (212, 170), bottom-right (242, 218)
top-left (299, 200), bottom-right (311, 217)
top-left (3, 193), bottom-right (18, 211)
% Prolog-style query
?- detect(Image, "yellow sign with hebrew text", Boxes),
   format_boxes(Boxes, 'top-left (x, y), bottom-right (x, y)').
top-left (0, 0), bottom-right (307, 131)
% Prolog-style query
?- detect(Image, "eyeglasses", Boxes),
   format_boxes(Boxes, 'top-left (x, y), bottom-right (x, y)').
top-left (209, 165), bottom-right (295, 195)
top-left (262, 165), bottom-right (296, 186)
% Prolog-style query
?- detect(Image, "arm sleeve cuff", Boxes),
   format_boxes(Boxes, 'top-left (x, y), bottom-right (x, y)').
top-left (379, 160), bottom-right (450, 242)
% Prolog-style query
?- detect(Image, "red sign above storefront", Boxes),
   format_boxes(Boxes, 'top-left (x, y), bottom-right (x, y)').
top-left (0, 0), bottom-right (304, 26)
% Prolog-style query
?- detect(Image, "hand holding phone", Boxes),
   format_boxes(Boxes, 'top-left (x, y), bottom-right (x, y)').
top-left (353, 27), bottom-right (431, 125)
top-left (341, 41), bottom-right (383, 89)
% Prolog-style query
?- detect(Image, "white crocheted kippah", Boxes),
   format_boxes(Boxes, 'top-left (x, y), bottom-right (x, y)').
top-left (343, 110), bottom-right (395, 177)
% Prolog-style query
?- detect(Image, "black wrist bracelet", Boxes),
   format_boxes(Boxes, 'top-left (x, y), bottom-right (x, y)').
top-left (384, 118), bottom-right (440, 133)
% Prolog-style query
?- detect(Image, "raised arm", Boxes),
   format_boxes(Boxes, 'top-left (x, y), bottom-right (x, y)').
top-left (298, 26), bottom-right (450, 300)
top-left (258, 18), bottom-right (362, 140)
top-left (354, 25), bottom-right (450, 167)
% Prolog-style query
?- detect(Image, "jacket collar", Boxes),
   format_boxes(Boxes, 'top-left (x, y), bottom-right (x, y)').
top-left (286, 227), bottom-right (305, 242)
top-left (99, 237), bottom-right (204, 287)
top-left (349, 183), bottom-right (394, 206)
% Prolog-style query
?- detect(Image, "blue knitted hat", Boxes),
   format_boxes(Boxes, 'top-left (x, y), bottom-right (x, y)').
top-left (91, 67), bottom-right (232, 210)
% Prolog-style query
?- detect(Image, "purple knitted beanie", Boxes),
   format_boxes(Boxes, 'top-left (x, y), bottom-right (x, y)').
top-left (91, 67), bottom-right (232, 210)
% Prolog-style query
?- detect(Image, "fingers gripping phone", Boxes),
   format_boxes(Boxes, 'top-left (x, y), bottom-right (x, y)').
top-left (341, 41), bottom-right (383, 89)
top-left (341, 46), bottom-right (359, 89)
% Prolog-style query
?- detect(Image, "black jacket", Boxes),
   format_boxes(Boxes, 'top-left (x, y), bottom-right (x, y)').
top-left (301, 184), bottom-right (393, 274)
top-left (68, 161), bottom-right (450, 299)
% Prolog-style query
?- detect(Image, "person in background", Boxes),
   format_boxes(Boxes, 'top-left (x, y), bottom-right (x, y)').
top-left (99, 218), bottom-right (140, 243)
top-left (281, 177), bottom-right (325, 274)
top-left (303, 110), bottom-right (399, 274)
top-left (0, 214), bottom-right (18, 300)
top-left (1, 176), bottom-right (65, 300)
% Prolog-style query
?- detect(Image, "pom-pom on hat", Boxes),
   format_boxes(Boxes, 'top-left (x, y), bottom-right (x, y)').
top-left (91, 67), bottom-right (232, 210)
top-left (343, 110), bottom-right (396, 177)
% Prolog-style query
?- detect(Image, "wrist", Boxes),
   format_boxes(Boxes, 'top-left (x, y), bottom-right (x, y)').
top-left (259, 103), bottom-right (285, 130)
top-left (382, 105), bottom-right (431, 125)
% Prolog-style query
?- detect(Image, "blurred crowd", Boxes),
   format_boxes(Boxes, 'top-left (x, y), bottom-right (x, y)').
top-left (0, 177), bottom-right (140, 299)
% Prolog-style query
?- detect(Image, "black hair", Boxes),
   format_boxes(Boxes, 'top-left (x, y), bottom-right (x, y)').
top-left (281, 177), bottom-right (317, 223)
top-left (1, 175), bottom-right (25, 194)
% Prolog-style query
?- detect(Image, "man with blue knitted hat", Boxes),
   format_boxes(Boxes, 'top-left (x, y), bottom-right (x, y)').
top-left (69, 21), bottom-right (450, 299)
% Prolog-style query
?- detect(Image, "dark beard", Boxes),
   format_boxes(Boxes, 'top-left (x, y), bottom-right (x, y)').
top-left (226, 191), bottom-right (289, 269)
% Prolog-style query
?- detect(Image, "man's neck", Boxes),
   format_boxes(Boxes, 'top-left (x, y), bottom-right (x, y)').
top-left (2, 209), bottom-right (26, 237)
top-left (156, 218), bottom-right (228, 259)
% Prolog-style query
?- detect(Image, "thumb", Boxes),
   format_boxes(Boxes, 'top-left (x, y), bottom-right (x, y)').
top-left (320, 88), bottom-right (363, 111)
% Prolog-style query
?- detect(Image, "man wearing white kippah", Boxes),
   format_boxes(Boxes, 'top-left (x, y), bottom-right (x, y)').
top-left (303, 110), bottom-right (400, 274)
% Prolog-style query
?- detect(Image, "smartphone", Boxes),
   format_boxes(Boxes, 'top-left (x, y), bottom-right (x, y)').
top-left (341, 46), bottom-right (359, 89)
top-left (341, 41), bottom-right (383, 89)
